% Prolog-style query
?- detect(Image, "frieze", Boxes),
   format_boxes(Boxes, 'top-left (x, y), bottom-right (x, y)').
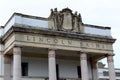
top-left (24, 35), bottom-right (73, 46)
top-left (22, 34), bottom-right (113, 51)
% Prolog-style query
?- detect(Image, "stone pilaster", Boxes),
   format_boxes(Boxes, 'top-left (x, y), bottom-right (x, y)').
top-left (4, 55), bottom-right (11, 80)
top-left (107, 54), bottom-right (116, 80)
top-left (80, 53), bottom-right (89, 80)
top-left (13, 47), bottom-right (21, 80)
top-left (48, 49), bottom-right (56, 80)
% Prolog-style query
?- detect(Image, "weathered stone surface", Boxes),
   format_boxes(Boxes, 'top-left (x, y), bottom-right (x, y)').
top-left (48, 8), bottom-right (83, 32)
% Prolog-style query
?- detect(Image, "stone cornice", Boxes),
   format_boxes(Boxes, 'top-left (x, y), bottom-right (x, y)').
top-left (2, 26), bottom-right (116, 43)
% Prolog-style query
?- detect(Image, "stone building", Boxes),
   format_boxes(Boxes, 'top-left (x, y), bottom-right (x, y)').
top-left (98, 62), bottom-right (120, 80)
top-left (0, 8), bottom-right (116, 80)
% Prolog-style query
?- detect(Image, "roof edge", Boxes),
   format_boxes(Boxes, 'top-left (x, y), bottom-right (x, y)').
top-left (84, 24), bottom-right (111, 29)
top-left (4, 12), bottom-right (48, 28)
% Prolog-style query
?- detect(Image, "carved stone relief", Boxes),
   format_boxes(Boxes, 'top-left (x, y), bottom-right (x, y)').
top-left (48, 8), bottom-right (83, 32)
top-left (22, 34), bottom-right (113, 51)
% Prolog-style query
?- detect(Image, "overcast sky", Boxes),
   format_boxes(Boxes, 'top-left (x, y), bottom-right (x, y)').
top-left (0, 0), bottom-right (120, 68)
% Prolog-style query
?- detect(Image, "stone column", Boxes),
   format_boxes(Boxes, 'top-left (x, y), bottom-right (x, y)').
top-left (4, 55), bottom-right (11, 80)
top-left (0, 44), bottom-right (4, 80)
top-left (13, 47), bottom-right (21, 80)
top-left (48, 49), bottom-right (56, 80)
top-left (80, 53), bottom-right (89, 80)
top-left (107, 54), bottom-right (116, 80)
top-left (0, 53), bottom-right (4, 80)
top-left (91, 61), bottom-right (98, 80)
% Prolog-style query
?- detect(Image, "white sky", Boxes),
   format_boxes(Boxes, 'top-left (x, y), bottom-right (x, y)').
top-left (0, 0), bottom-right (120, 68)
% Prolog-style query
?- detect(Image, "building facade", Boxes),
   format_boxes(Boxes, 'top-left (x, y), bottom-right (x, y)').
top-left (98, 62), bottom-right (120, 80)
top-left (0, 8), bottom-right (116, 80)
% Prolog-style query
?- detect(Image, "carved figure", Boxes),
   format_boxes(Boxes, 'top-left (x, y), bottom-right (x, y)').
top-left (48, 8), bottom-right (82, 32)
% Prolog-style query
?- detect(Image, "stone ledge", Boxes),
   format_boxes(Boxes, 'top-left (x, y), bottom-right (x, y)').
top-left (2, 26), bottom-right (116, 43)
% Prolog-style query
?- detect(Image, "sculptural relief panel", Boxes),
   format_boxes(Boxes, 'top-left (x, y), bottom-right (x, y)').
top-left (48, 8), bottom-right (83, 32)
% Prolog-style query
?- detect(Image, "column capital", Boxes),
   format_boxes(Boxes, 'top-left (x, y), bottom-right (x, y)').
top-left (80, 53), bottom-right (87, 60)
top-left (48, 48), bottom-right (57, 51)
top-left (13, 47), bottom-right (21, 55)
top-left (79, 51), bottom-right (87, 53)
top-left (48, 48), bottom-right (56, 58)
top-left (107, 55), bottom-right (114, 63)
